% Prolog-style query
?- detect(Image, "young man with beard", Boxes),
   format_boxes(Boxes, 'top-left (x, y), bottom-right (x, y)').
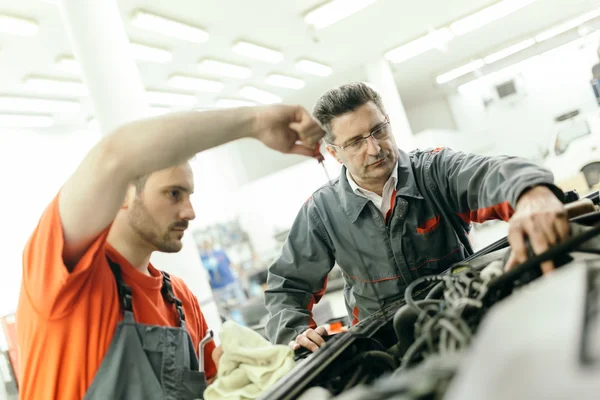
top-left (17, 105), bottom-right (325, 399)
top-left (265, 82), bottom-right (568, 352)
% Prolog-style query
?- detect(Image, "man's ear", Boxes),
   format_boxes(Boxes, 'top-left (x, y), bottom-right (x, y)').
top-left (326, 145), bottom-right (343, 164)
top-left (122, 185), bottom-right (136, 210)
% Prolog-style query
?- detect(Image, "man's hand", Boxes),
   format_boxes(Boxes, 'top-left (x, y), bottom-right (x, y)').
top-left (506, 186), bottom-right (569, 274)
top-left (288, 326), bottom-right (327, 353)
top-left (252, 105), bottom-right (325, 158)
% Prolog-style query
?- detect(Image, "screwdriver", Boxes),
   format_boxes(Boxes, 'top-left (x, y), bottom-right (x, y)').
top-left (314, 143), bottom-right (332, 182)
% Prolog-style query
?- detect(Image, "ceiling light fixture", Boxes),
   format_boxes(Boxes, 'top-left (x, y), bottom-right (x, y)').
top-left (150, 106), bottom-right (172, 115)
top-left (295, 59), bottom-right (333, 76)
top-left (457, 56), bottom-right (541, 93)
top-left (146, 90), bottom-right (197, 107)
top-left (265, 74), bottom-right (305, 90)
top-left (232, 41), bottom-right (283, 63)
top-left (55, 56), bottom-right (81, 75)
top-left (194, 106), bottom-right (218, 111)
top-left (130, 10), bottom-right (209, 43)
top-left (23, 77), bottom-right (88, 97)
top-left (450, 0), bottom-right (538, 37)
top-left (89, 107), bottom-right (170, 131)
top-left (436, 59), bottom-right (485, 84)
top-left (167, 75), bottom-right (224, 93)
top-left (0, 14), bottom-right (39, 37)
top-left (0, 113), bottom-right (54, 128)
top-left (239, 86), bottom-right (282, 104)
top-left (198, 59), bottom-right (252, 79)
top-left (535, 8), bottom-right (600, 42)
top-left (0, 96), bottom-right (81, 113)
top-left (484, 38), bottom-right (536, 64)
top-left (130, 42), bottom-right (173, 63)
top-left (304, 0), bottom-right (378, 30)
top-left (215, 98), bottom-right (257, 108)
top-left (460, 29), bottom-right (600, 92)
top-left (56, 43), bottom-right (171, 74)
top-left (385, 28), bottom-right (454, 64)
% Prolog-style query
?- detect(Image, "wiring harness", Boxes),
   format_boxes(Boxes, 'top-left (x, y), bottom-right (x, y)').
top-left (394, 268), bottom-right (487, 370)
top-left (395, 215), bottom-right (600, 371)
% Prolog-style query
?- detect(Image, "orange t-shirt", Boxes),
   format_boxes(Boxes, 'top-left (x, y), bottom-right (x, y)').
top-left (16, 195), bottom-right (216, 400)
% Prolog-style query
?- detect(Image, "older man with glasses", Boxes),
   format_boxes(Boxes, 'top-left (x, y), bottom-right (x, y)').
top-left (265, 82), bottom-right (569, 352)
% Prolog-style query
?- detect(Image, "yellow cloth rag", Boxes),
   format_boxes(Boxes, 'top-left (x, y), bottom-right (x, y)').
top-left (203, 321), bottom-right (296, 400)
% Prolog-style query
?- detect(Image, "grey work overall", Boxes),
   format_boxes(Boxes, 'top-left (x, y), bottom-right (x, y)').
top-left (83, 258), bottom-right (208, 400)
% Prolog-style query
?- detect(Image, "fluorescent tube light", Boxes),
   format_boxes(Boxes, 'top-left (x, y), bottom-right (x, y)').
top-left (23, 77), bottom-right (88, 97)
top-left (385, 28), bottom-right (454, 63)
top-left (130, 10), bottom-right (209, 43)
top-left (458, 56), bottom-right (541, 94)
top-left (304, 0), bottom-right (378, 30)
top-left (484, 38), bottom-right (536, 64)
top-left (215, 98), bottom-right (257, 108)
top-left (55, 56), bottom-right (81, 75)
top-left (265, 74), bottom-right (305, 90)
top-left (239, 86), bottom-right (282, 104)
top-left (535, 8), bottom-right (600, 42)
top-left (450, 0), bottom-right (538, 36)
top-left (436, 59), bottom-right (485, 84)
top-left (0, 114), bottom-right (54, 128)
top-left (167, 75), bottom-right (224, 93)
top-left (0, 14), bottom-right (39, 36)
top-left (0, 96), bottom-right (81, 113)
top-left (146, 91), bottom-right (197, 107)
top-left (90, 107), bottom-right (170, 132)
top-left (150, 106), bottom-right (172, 115)
top-left (198, 59), bottom-right (252, 79)
top-left (130, 42), bottom-right (172, 63)
top-left (194, 106), bottom-right (218, 111)
top-left (57, 43), bottom-right (171, 74)
top-left (295, 59), bottom-right (333, 77)
top-left (232, 41), bottom-right (283, 63)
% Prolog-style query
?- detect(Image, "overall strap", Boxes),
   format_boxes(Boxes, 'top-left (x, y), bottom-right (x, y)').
top-left (160, 271), bottom-right (186, 325)
top-left (106, 257), bottom-right (134, 314)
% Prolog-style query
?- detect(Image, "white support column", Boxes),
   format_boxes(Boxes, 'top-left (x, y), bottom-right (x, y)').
top-left (57, 0), bottom-right (221, 336)
top-left (365, 59), bottom-right (415, 149)
top-left (57, 0), bottom-right (150, 133)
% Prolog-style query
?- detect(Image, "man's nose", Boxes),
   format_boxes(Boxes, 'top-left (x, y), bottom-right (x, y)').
top-left (180, 199), bottom-right (196, 221)
top-left (366, 135), bottom-right (381, 156)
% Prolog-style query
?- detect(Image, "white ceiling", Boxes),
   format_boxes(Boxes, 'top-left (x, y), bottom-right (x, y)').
top-left (1, 0), bottom-right (600, 131)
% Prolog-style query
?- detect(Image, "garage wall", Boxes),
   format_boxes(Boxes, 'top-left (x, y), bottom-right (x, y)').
top-left (405, 96), bottom-right (458, 134)
top-left (447, 35), bottom-right (600, 160)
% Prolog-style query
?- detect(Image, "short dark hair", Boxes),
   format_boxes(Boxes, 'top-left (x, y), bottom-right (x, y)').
top-left (313, 82), bottom-right (386, 143)
top-left (132, 158), bottom-right (195, 193)
top-left (133, 174), bottom-right (149, 193)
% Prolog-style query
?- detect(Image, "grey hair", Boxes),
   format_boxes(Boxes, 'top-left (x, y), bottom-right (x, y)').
top-left (312, 82), bottom-right (386, 143)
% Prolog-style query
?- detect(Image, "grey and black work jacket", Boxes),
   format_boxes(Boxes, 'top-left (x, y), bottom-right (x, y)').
top-left (265, 148), bottom-right (559, 345)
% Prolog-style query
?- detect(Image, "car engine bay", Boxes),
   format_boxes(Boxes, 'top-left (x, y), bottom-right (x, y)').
top-left (259, 190), bottom-right (600, 400)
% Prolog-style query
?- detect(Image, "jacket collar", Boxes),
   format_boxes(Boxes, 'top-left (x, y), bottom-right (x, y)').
top-left (337, 149), bottom-right (423, 223)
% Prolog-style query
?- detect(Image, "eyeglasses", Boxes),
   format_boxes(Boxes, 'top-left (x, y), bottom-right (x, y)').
top-left (330, 120), bottom-right (391, 154)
